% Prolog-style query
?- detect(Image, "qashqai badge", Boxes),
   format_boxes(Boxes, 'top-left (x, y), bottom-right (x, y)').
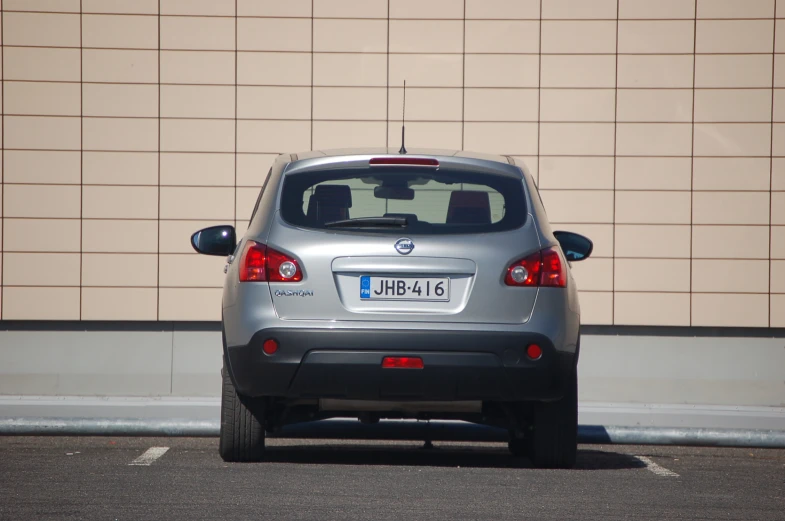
top-left (394, 238), bottom-right (414, 255)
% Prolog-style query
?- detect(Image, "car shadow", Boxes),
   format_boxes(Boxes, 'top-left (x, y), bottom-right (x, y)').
top-left (261, 420), bottom-right (645, 470)
top-left (260, 444), bottom-right (644, 470)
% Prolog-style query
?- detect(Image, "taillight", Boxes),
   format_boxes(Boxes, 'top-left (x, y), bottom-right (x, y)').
top-left (504, 250), bottom-right (541, 286)
top-left (505, 247), bottom-right (566, 288)
top-left (239, 241), bottom-right (266, 282)
top-left (540, 247), bottom-right (566, 287)
top-left (238, 241), bottom-right (303, 282)
top-left (266, 248), bottom-right (303, 282)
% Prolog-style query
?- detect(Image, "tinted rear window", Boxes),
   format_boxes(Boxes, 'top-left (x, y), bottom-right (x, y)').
top-left (279, 167), bottom-right (526, 235)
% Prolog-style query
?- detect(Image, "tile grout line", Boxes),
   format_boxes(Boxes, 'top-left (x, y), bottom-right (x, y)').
top-left (769, 3), bottom-right (777, 328)
top-left (157, 0), bottom-right (161, 323)
top-left (159, 4), bottom-right (172, 390)
top-left (689, 0), bottom-right (698, 327)
top-left (461, 0), bottom-right (465, 150)
top-left (536, 0), bottom-right (542, 187)
top-left (2, 10), bottom-right (784, 21)
top-left (386, 0), bottom-right (390, 148)
top-left (2, 79), bottom-right (781, 90)
top-left (0, 43), bottom-right (782, 56)
top-left (534, 0), bottom-right (541, 186)
top-left (1, 0), bottom-right (4, 320)
top-left (384, 0), bottom-right (390, 148)
top-left (15, 115), bottom-right (785, 123)
top-left (79, 0), bottom-right (83, 320)
top-left (310, 0), bottom-right (314, 151)
top-left (235, 0), bottom-right (238, 228)
top-left (612, 0), bottom-right (619, 325)
top-left (3, 115), bottom-right (783, 124)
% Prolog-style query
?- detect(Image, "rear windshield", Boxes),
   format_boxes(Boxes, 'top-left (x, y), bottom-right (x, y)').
top-left (279, 167), bottom-right (527, 235)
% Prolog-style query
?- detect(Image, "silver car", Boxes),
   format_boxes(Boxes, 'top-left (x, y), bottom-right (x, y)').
top-left (191, 148), bottom-right (593, 468)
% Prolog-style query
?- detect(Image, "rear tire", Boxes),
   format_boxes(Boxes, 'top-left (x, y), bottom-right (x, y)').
top-left (219, 360), bottom-right (266, 462)
top-left (528, 368), bottom-right (578, 469)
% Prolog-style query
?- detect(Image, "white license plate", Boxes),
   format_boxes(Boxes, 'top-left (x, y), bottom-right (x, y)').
top-left (360, 276), bottom-right (450, 301)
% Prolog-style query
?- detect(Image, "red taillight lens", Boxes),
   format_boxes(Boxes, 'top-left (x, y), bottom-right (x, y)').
top-left (526, 344), bottom-right (542, 360)
top-left (382, 357), bottom-right (424, 369)
top-left (239, 241), bottom-right (267, 282)
top-left (540, 247), bottom-right (567, 288)
top-left (505, 247), bottom-right (566, 288)
top-left (239, 241), bottom-right (303, 282)
top-left (266, 248), bottom-right (303, 282)
top-left (504, 251), bottom-right (542, 286)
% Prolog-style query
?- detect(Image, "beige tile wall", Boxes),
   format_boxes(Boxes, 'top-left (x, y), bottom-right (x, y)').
top-left (1, 0), bottom-right (783, 326)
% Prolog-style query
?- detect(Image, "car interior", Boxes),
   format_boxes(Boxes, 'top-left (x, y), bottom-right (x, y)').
top-left (305, 185), bottom-right (495, 227)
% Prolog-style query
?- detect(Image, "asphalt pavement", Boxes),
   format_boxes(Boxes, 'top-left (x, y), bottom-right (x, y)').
top-left (1, 434), bottom-right (783, 520)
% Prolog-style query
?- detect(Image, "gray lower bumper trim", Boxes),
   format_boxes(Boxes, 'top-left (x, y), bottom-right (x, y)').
top-left (2, 417), bottom-right (784, 448)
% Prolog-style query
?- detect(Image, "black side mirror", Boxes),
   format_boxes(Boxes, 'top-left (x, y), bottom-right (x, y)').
top-left (191, 225), bottom-right (236, 256)
top-left (554, 231), bottom-right (593, 262)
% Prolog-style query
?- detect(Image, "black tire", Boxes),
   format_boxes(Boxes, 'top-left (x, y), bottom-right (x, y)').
top-left (528, 368), bottom-right (578, 469)
top-left (219, 360), bottom-right (266, 462)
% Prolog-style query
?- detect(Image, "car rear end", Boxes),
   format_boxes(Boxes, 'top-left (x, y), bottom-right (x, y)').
top-left (218, 151), bottom-right (582, 467)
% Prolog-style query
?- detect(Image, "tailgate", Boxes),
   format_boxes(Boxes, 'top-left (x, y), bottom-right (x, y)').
top-left (266, 216), bottom-right (541, 325)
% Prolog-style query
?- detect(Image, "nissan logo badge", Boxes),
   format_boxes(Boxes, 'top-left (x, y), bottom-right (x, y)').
top-left (394, 238), bottom-right (414, 255)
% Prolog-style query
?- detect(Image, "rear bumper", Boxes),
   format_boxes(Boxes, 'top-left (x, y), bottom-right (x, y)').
top-left (225, 328), bottom-right (576, 402)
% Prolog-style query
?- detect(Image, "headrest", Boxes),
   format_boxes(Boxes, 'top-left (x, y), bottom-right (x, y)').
top-left (306, 184), bottom-right (352, 223)
top-left (446, 191), bottom-right (491, 224)
top-left (313, 184), bottom-right (352, 208)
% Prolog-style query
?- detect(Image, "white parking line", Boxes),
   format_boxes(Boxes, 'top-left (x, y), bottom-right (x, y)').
top-left (129, 447), bottom-right (169, 466)
top-left (635, 455), bottom-right (680, 478)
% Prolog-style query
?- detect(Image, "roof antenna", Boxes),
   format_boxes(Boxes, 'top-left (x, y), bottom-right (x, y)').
top-left (398, 80), bottom-right (407, 154)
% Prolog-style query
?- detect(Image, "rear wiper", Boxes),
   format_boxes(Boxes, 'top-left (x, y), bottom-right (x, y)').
top-left (324, 217), bottom-right (408, 228)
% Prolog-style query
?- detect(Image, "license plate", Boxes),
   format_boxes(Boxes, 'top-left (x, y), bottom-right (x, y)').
top-left (360, 276), bottom-right (450, 301)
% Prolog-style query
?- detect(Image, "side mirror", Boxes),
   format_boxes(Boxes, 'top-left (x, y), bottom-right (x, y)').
top-left (191, 225), bottom-right (236, 256)
top-left (554, 231), bottom-right (593, 262)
